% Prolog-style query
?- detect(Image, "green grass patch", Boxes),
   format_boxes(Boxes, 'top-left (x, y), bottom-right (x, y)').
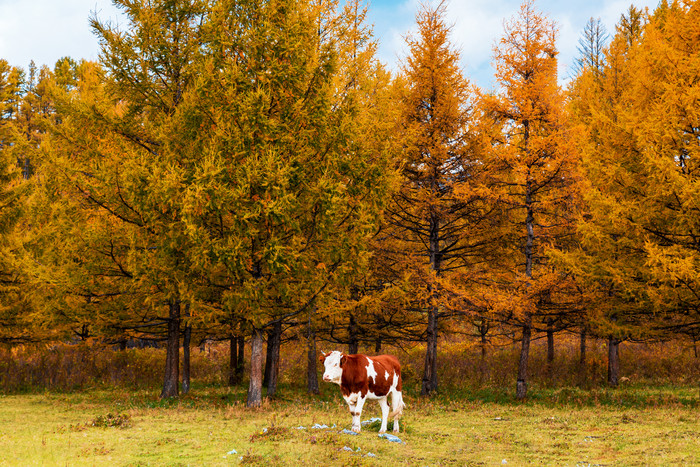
top-left (1, 385), bottom-right (699, 465)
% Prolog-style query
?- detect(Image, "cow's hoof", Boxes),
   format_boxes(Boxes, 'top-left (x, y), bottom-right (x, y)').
top-left (379, 429), bottom-right (386, 434)
top-left (352, 426), bottom-right (361, 433)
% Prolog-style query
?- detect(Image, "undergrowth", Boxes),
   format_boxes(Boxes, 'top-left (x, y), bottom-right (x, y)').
top-left (1, 335), bottom-right (699, 403)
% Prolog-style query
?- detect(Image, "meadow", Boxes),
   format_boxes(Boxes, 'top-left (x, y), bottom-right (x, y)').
top-left (1, 338), bottom-right (699, 465)
top-left (2, 385), bottom-right (699, 466)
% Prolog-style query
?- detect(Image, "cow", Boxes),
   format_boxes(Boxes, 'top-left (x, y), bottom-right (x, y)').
top-left (319, 351), bottom-right (405, 434)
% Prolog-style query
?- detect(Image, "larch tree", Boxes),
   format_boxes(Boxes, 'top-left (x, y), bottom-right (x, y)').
top-left (179, 0), bottom-right (394, 407)
top-left (483, 0), bottom-right (580, 400)
top-left (93, 0), bottom-right (207, 398)
top-left (564, 1), bottom-right (700, 386)
top-left (1, 59), bottom-right (60, 344)
top-left (31, 0), bottom-right (208, 398)
top-left (558, 15), bottom-right (609, 382)
top-left (0, 60), bottom-right (29, 342)
top-left (559, 6), bottom-right (648, 387)
top-left (311, 0), bottom-right (399, 358)
top-left (634, 1), bottom-right (700, 342)
top-left (387, 1), bottom-right (493, 396)
top-left (571, 17), bottom-right (609, 78)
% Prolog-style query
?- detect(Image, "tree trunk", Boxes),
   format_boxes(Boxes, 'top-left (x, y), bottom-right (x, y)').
top-left (578, 329), bottom-right (587, 384)
top-left (265, 321), bottom-right (282, 397)
top-left (182, 303), bottom-right (191, 395)
top-left (263, 329), bottom-right (273, 387)
top-left (516, 319), bottom-right (532, 401)
top-left (161, 300), bottom-right (181, 398)
top-left (479, 321), bottom-right (489, 384)
top-left (421, 305), bottom-right (438, 396)
top-left (546, 319), bottom-right (554, 375)
top-left (516, 168), bottom-right (535, 401)
top-left (236, 335), bottom-right (245, 381)
top-left (228, 335), bottom-right (238, 386)
top-left (608, 337), bottom-right (621, 387)
top-left (422, 210), bottom-right (441, 397)
top-left (348, 314), bottom-right (359, 355)
top-left (307, 329), bottom-right (319, 394)
top-left (375, 338), bottom-right (382, 354)
top-left (247, 328), bottom-right (264, 407)
top-left (307, 305), bottom-right (319, 394)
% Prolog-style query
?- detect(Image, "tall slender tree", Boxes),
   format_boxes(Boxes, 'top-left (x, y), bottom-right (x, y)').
top-left (560, 6), bottom-right (649, 387)
top-left (483, 0), bottom-right (580, 400)
top-left (386, 1), bottom-right (493, 396)
top-left (571, 17), bottom-right (608, 78)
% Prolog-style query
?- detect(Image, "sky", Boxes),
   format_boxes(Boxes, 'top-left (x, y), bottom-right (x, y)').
top-left (0, 0), bottom-right (660, 90)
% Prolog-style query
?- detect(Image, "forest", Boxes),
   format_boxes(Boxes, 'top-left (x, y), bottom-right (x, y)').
top-left (1, 0), bottom-right (700, 409)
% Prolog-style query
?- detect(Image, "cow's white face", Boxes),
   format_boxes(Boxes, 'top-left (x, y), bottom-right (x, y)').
top-left (321, 351), bottom-right (343, 384)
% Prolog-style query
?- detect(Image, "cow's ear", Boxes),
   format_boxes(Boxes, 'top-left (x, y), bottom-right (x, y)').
top-left (319, 351), bottom-right (326, 363)
top-left (340, 355), bottom-right (347, 367)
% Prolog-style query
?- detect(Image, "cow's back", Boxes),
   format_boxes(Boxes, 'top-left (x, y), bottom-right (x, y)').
top-left (368, 354), bottom-right (402, 394)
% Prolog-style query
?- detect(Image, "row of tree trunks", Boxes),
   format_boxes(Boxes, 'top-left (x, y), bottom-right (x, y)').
top-left (246, 322), bottom-right (285, 407)
top-left (160, 300), bottom-right (193, 398)
top-left (516, 328), bottom-right (622, 395)
top-left (164, 313), bottom-right (619, 405)
top-left (248, 319), bottom-right (324, 405)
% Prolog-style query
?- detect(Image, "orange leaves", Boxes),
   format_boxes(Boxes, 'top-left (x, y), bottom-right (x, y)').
top-left (555, 2), bottom-right (700, 340)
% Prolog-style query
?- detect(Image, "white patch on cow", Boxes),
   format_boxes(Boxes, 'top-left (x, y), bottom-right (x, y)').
top-left (385, 371), bottom-right (390, 380)
top-left (392, 372), bottom-right (399, 390)
top-left (366, 359), bottom-right (378, 384)
top-left (343, 391), bottom-right (360, 406)
top-left (322, 351), bottom-right (343, 385)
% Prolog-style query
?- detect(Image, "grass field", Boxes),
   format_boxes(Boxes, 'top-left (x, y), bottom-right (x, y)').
top-left (1, 384), bottom-right (699, 466)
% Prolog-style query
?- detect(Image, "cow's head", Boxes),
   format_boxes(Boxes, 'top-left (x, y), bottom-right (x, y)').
top-left (319, 350), bottom-right (344, 384)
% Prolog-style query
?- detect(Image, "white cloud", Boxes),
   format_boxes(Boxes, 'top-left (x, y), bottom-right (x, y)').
top-left (445, 0), bottom-right (518, 89)
top-left (0, 0), bottom-right (122, 68)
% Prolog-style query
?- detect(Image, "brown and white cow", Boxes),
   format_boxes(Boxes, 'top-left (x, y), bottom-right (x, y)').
top-left (319, 351), bottom-right (405, 433)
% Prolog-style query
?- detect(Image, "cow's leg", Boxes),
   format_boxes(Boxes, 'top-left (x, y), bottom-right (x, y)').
top-left (378, 396), bottom-right (389, 433)
top-left (390, 390), bottom-right (404, 433)
top-left (351, 395), bottom-right (367, 433)
top-left (347, 401), bottom-right (357, 431)
top-left (344, 392), bottom-right (360, 432)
